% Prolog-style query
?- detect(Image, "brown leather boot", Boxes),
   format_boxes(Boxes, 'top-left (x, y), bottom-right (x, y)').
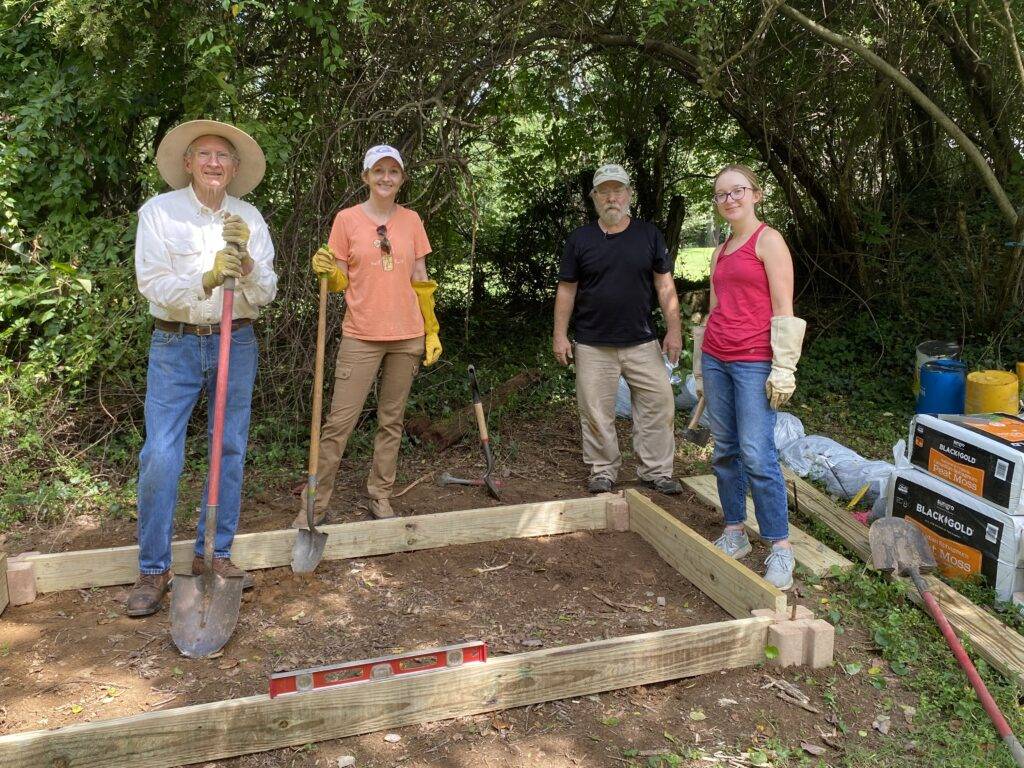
top-left (368, 498), bottom-right (395, 519)
top-left (125, 571), bottom-right (172, 617)
top-left (191, 556), bottom-right (255, 590)
top-left (290, 507), bottom-right (328, 530)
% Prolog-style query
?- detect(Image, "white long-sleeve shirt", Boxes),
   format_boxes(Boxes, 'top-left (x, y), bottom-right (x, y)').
top-left (135, 185), bottom-right (278, 323)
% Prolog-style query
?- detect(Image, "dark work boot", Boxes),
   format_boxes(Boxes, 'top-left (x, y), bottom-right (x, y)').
top-left (192, 556), bottom-right (255, 590)
top-left (639, 476), bottom-right (683, 495)
top-left (125, 571), bottom-right (173, 617)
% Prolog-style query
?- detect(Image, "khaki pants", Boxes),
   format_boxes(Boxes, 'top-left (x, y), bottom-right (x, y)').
top-left (575, 340), bottom-right (675, 481)
top-left (311, 335), bottom-right (424, 511)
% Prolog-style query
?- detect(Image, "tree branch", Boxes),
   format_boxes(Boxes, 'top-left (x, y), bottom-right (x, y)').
top-left (776, 2), bottom-right (1020, 229)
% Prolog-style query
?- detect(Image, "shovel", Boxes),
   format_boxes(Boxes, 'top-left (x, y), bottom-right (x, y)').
top-left (170, 277), bottom-right (245, 658)
top-left (291, 278), bottom-right (330, 573)
top-left (869, 517), bottom-right (1024, 767)
top-left (682, 395), bottom-right (710, 447)
top-left (469, 365), bottom-right (501, 500)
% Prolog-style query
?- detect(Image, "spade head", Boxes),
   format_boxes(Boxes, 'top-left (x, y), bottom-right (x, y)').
top-left (682, 425), bottom-right (710, 448)
top-left (170, 572), bottom-right (244, 658)
top-left (291, 527), bottom-right (328, 574)
top-left (868, 517), bottom-right (937, 575)
top-left (291, 492), bottom-right (327, 574)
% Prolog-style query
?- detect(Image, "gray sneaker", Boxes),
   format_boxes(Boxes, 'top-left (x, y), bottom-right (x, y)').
top-left (587, 476), bottom-right (613, 493)
top-left (714, 529), bottom-right (752, 559)
top-left (763, 546), bottom-right (795, 591)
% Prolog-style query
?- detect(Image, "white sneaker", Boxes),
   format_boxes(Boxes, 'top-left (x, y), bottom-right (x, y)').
top-left (764, 546), bottom-right (795, 591)
top-left (714, 529), bottom-right (752, 559)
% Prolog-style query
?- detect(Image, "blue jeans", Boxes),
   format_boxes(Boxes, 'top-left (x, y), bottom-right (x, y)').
top-left (137, 325), bottom-right (258, 574)
top-left (703, 352), bottom-right (789, 541)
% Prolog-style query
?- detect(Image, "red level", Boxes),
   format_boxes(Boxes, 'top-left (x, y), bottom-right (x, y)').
top-left (268, 640), bottom-right (488, 698)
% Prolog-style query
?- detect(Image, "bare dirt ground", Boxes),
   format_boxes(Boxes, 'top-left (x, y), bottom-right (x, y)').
top-left (1, 409), bottom-right (920, 767)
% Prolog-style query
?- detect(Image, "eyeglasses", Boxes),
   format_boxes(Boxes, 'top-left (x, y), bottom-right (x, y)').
top-left (376, 225), bottom-right (394, 272)
top-left (191, 149), bottom-right (237, 164)
top-left (713, 186), bottom-right (753, 205)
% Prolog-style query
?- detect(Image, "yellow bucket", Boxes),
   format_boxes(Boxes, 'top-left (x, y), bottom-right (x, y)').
top-left (965, 370), bottom-right (1020, 414)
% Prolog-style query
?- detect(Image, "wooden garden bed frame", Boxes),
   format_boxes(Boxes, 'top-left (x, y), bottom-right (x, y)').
top-left (0, 490), bottom-right (800, 768)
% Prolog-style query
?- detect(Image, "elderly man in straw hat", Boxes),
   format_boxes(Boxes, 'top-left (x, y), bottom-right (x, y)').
top-left (126, 120), bottom-right (278, 617)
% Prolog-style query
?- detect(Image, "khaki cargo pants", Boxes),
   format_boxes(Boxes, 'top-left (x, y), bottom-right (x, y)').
top-left (310, 334), bottom-right (424, 513)
top-left (574, 340), bottom-right (675, 482)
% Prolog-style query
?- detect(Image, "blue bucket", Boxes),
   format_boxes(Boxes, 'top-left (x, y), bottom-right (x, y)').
top-left (916, 359), bottom-right (967, 415)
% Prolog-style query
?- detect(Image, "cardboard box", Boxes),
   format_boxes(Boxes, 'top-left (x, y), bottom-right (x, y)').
top-left (908, 413), bottom-right (1024, 515)
top-left (888, 467), bottom-right (1024, 602)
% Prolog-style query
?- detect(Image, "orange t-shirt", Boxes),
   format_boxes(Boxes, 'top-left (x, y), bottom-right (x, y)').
top-left (328, 204), bottom-right (432, 341)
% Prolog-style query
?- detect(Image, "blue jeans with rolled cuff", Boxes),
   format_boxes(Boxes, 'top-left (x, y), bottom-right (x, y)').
top-left (136, 325), bottom-right (258, 574)
top-left (702, 351), bottom-right (789, 542)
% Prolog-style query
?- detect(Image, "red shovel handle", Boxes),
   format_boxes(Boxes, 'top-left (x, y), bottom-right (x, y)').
top-left (911, 571), bottom-right (1024, 766)
top-left (207, 277), bottom-right (235, 510)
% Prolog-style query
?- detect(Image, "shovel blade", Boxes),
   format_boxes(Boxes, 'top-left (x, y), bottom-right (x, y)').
top-left (291, 528), bottom-right (328, 574)
top-left (683, 426), bottom-right (710, 447)
top-left (170, 572), bottom-right (244, 658)
top-left (868, 517), bottom-right (937, 574)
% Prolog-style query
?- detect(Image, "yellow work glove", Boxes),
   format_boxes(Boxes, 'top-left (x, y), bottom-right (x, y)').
top-left (310, 245), bottom-right (348, 292)
top-left (222, 214), bottom-right (250, 248)
top-left (691, 324), bottom-right (705, 397)
top-left (412, 279), bottom-right (442, 366)
top-left (222, 215), bottom-right (254, 277)
top-left (202, 246), bottom-right (243, 292)
top-left (765, 316), bottom-right (807, 410)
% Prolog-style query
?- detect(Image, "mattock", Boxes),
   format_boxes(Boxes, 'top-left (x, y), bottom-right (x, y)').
top-left (438, 365), bottom-right (502, 500)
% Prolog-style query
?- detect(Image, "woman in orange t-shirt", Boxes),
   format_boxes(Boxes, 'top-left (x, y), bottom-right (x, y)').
top-left (294, 144), bottom-right (441, 522)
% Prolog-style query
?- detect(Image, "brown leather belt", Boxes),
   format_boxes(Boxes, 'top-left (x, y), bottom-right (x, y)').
top-left (154, 318), bottom-right (253, 336)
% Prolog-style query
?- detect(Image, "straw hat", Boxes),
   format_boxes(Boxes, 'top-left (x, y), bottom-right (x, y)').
top-left (156, 119), bottom-right (266, 197)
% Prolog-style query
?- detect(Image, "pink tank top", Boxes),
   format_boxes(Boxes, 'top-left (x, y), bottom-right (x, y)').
top-left (702, 223), bottom-right (773, 362)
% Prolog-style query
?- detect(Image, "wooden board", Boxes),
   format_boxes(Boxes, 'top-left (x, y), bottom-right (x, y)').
top-left (25, 497), bottom-right (609, 594)
top-left (0, 616), bottom-right (772, 768)
top-left (625, 490), bottom-right (786, 618)
top-left (683, 474), bottom-right (854, 577)
top-left (784, 470), bottom-right (1024, 687)
top-left (0, 553), bottom-right (7, 617)
top-left (782, 468), bottom-right (872, 562)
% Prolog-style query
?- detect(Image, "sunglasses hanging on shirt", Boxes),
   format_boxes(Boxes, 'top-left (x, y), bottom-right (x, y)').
top-left (375, 224), bottom-right (394, 271)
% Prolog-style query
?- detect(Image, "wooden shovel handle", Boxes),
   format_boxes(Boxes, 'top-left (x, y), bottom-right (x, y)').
top-left (308, 278), bottom-right (329, 476)
top-left (687, 396), bottom-right (706, 430)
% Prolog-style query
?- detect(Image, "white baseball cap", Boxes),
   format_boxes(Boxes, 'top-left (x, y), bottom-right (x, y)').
top-left (592, 163), bottom-right (630, 190)
top-left (363, 144), bottom-right (405, 171)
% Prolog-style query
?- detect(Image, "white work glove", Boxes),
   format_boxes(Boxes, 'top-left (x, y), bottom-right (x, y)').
top-left (765, 316), bottom-right (807, 410)
top-left (691, 324), bottom-right (705, 397)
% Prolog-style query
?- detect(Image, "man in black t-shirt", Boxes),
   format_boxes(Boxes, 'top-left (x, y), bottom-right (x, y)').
top-left (554, 164), bottom-right (683, 495)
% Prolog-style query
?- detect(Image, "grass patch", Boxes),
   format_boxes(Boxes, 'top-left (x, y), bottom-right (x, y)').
top-left (675, 246), bottom-right (713, 281)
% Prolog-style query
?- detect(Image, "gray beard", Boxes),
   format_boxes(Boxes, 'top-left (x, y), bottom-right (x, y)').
top-left (599, 209), bottom-right (627, 229)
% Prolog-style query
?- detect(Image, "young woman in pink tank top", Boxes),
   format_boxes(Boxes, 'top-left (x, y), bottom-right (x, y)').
top-left (691, 164), bottom-right (807, 591)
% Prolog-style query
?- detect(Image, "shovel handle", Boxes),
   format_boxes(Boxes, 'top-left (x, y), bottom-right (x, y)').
top-left (308, 279), bottom-right (328, 476)
top-left (305, 278), bottom-right (329, 529)
top-left (911, 570), bottom-right (1024, 766)
top-left (688, 396), bottom-right (706, 430)
top-left (204, 276), bottom-right (236, 566)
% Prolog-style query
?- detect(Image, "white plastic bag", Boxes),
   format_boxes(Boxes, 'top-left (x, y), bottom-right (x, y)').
top-left (615, 356), bottom-right (687, 419)
top-left (779, 434), bottom-right (893, 504)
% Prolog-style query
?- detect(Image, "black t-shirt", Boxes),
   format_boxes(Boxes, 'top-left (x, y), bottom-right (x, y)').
top-left (559, 218), bottom-right (673, 346)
